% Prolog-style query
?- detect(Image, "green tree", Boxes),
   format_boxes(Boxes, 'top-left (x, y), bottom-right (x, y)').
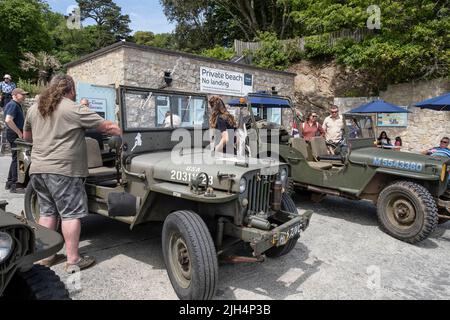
top-left (133, 31), bottom-right (176, 50)
top-left (0, 0), bottom-right (52, 78)
top-left (252, 32), bottom-right (290, 70)
top-left (20, 51), bottom-right (61, 86)
top-left (76, 0), bottom-right (132, 47)
top-left (201, 45), bottom-right (235, 60)
top-left (291, 0), bottom-right (450, 86)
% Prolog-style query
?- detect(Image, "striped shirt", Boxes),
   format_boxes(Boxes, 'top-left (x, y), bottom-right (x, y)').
top-left (428, 147), bottom-right (450, 158)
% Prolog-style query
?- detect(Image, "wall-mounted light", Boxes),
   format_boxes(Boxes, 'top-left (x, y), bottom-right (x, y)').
top-left (164, 71), bottom-right (173, 86)
top-left (271, 87), bottom-right (278, 95)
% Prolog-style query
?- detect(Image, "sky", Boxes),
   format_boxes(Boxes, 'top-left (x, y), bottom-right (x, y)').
top-left (46, 0), bottom-right (175, 34)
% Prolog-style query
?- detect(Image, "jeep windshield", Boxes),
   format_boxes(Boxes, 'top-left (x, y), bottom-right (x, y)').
top-left (121, 87), bottom-right (209, 131)
top-left (344, 114), bottom-right (376, 139)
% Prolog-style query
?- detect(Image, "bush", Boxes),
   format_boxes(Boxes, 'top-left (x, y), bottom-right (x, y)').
top-left (201, 45), bottom-right (235, 60)
top-left (252, 32), bottom-right (291, 71)
top-left (17, 79), bottom-right (44, 97)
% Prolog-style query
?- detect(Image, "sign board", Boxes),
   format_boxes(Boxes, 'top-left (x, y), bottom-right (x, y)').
top-left (377, 107), bottom-right (408, 127)
top-left (88, 98), bottom-right (107, 113)
top-left (200, 67), bottom-right (253, 96)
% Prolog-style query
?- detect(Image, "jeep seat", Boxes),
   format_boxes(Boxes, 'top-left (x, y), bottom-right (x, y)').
top-left (310, 137), bottom-right (342, 163)
top-left (291, 138), bottom-right (333, 170)
top-left (86, 137), bottom-right (117, 184)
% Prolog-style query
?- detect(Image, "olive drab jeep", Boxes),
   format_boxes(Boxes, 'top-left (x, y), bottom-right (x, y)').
top-left (0, 201), bottom-right (70, 300)
top-left (16, 86), bottom-right (313, 300)
top-left (229, 92), bottom-right (450, 244)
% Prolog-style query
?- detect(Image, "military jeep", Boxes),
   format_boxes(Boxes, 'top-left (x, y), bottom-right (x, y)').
top-left (0, 201), bottom-right (69, 300)
top-left (229, 92), bottom-right (450, 244)
top-left (16, 86), bottom-right (313, 300)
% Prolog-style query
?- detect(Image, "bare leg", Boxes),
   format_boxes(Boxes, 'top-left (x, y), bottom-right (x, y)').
top-left (62, 219), bottom-right (82, 265)
top-left (37, 216), bottom-right (59, 264)
top-left (39, 216), bottom-right (58, 231)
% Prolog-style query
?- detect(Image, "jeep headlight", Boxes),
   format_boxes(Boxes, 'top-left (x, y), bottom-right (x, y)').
top-left (239, 178), bottom-right (247, 194)
top-left (0, 232), bottom-right (13, 263)
top-left (280, 168), bottom-right (288, 185)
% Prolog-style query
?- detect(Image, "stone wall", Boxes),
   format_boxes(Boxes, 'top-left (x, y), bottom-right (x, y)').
top-left (67, 48), bottom-right (125, 87)
top-left (121, 47), bottom-right (295, 98)
top-left (334, 78), bottom-right (450, 153)
top-left (67, 42), bottom-right (295, 100)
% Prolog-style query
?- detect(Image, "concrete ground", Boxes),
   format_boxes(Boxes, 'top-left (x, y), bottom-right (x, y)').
top-left (1, 155), bottom-right (449, 300)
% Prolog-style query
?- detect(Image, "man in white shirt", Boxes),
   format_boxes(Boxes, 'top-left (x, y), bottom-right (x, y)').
top-left (322, 105), bottom-right (344, 143)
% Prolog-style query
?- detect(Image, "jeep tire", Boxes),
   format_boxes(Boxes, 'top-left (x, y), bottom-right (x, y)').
top-left (377, 181), bottom-right (438, 244)
top-left (24, 183), bottom-right (39, 223)
top-left (2, 265), bottom-right (70, 300)
top-left (265, 193), bottom-right (300, 258)
top-left (162, 210), bottom-right (218, 300)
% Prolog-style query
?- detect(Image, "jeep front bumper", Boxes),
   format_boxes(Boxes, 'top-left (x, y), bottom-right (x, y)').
top-left (224, 210), bottom-right (313, 256)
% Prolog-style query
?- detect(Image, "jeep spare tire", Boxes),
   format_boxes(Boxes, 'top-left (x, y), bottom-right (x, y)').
top-left (265, 193), bottom-right (300, 258)
top-left (377, 181), bottom-right (438, 244)
top-left (162, 210), bottom-right (218, 300)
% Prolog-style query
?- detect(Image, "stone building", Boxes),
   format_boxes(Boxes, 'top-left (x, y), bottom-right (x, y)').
top-left (66, 41), bottom-right (296, 124)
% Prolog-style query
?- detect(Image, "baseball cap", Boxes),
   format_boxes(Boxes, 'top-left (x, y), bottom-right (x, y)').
top-left (3, 74), bottom-right (11, 79)
top-left (12, 88), bottom-right (28, 95)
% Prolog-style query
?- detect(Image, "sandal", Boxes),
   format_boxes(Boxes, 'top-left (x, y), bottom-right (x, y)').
top-left (64, 256), bottom-right (96, 274)
top-left (37, 254), bottom-right (66, 268)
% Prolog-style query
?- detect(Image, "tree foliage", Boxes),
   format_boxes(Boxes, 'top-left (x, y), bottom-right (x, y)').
top-left (20, 51), bottom-right (61, 86)
top-left (133, 31), bottom-right (176, 50)
top-left (77, 0), bottom-right (132, 47)
top-left (0, 0), bottom-right (52, 78)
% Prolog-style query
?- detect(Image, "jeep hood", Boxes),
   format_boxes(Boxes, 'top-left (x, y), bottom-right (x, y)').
top-left (130, 148), bottom-right (285, 193)
top-left (350, 147), bottom-right (450, 177)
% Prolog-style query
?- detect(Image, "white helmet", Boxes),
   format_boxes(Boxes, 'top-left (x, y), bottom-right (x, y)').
top-left (3, 74), bottom-right (11, 80)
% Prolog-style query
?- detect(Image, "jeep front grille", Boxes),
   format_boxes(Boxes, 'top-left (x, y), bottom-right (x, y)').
top-left (248, 175), bottom-right (273, 214)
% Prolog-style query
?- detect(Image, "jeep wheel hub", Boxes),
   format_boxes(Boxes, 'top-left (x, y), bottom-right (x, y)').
top-left (391, 199), bottom-right (415, 225)
top-left (169, 234), bottom-right (192, 289)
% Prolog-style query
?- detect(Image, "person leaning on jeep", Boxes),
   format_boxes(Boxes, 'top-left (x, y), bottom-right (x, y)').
top-left (23, 74), bottom-right (121, 273)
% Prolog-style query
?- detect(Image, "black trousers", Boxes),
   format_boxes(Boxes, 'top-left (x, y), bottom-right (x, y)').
top-left (6, 130), bottom-right (18, 185)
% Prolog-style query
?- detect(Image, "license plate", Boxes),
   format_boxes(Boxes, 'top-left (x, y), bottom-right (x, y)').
top-left (277, 223), bottom-right (302, 246)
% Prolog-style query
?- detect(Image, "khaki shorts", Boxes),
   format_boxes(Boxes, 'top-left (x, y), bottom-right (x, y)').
top-left (30, 174), bottom-right (89, 221)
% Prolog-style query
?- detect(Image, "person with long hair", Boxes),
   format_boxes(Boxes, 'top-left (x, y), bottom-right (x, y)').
top-left (301, 112), bottom-right (325, 142)
top-left (23, 74), bottom-right (121, 273)
top-left (209, 96), bottom-right (237, 154)
top-left (377, 131), bottom-right (392, 147)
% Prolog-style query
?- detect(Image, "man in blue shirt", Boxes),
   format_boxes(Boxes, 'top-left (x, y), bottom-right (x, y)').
top-left (4, 88), bottom-right (27, 193)
top-left (0, 74), bottom-right (17, 108)
top-left (423, 137), bottom-right (450, 158)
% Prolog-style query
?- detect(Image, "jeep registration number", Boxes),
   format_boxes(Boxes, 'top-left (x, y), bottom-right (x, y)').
top-left (372, 158), bottom-right (424, 172)
top-left (170, 170), bottom-right (214, 185)
top-left (278, 223), bottom-right (302, 246)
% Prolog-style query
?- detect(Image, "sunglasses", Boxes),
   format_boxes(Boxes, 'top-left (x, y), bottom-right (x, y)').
top-left (312, 115), bottom-right (318, 118)
top-left (441, 140), bottom-right (449, 144)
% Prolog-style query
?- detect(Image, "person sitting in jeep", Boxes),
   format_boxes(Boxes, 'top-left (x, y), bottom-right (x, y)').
top-left (422, 137), bottom-right (450, 158)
